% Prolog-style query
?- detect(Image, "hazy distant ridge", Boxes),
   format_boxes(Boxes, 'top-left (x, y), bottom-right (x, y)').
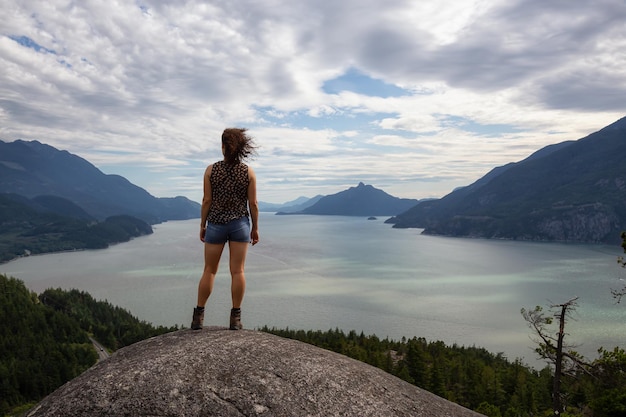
top-left (259, 195), bottom-right (323, 212)
top-left (386, 116), bottom-right (626, 244)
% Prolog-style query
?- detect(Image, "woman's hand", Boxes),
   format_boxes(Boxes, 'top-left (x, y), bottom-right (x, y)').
top-left (250, 229), bottom-right (259, 246)
top-left (200, 227), bottom-right (206, 243)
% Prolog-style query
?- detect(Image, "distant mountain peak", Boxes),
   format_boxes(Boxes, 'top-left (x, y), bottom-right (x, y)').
top-left (282, 183), bottom-right (420, 216)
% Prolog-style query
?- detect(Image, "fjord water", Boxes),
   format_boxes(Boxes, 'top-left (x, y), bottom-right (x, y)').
top-left (2, 213), bottom-right (623, 367)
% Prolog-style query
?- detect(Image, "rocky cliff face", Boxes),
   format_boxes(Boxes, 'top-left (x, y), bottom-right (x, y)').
top-left (27, 328), bottom-right (484, 417)
top-left (536, 203), bottom-right (621, 242)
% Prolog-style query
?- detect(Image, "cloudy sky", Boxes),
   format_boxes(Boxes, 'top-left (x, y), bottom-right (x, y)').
top-left (1, 0), bottom-right (625, 204)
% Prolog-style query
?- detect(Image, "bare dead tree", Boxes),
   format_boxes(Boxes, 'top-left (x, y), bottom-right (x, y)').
top-left (611, 231), bottom-right (626, 303)
top-left (521, 297), bottom-right (591, 415)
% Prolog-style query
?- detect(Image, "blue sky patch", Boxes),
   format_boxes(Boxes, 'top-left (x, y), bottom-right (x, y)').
top-left (322, 68), bottom-right (409, 98)
top-left (9, 35), bottom-right (56, 55)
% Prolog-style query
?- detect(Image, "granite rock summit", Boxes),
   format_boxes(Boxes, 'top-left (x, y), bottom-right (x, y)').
top-left (27, 328), bottom-right (484, 417)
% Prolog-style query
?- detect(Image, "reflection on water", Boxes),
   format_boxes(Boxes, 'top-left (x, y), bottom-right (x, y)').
top-left (1, 213), bottom-right (623, 367)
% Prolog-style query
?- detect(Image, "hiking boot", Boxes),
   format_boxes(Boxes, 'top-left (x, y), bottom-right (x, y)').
top-left (191, 307), bottom-right (204, 330)
top-left (229, 308), bottom-right (242, 330)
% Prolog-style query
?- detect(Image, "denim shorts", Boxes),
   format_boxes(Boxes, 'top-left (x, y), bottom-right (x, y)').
top-left (204, 217), bottom-right (250, 244)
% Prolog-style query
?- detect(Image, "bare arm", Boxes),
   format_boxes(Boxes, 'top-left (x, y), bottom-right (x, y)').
top-left (199, 165), bottom-right (213, 242)
top-left (247, 166), bottom-right (259, 245)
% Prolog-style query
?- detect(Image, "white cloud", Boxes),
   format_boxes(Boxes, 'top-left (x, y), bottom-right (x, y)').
top-left (0, 0), bottom-right (624, 204)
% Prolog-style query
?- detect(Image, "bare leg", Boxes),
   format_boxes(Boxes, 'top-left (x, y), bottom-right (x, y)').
top-left (196, 242), bottom-right (226, 307)
top-left (228, 241), bottom-right (249, 308)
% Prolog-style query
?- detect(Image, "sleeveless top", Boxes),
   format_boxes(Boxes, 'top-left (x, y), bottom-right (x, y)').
top-left (206, 160), bottom-right (250, 224)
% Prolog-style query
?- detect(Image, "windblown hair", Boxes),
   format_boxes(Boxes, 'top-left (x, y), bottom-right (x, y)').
top-left (221, 128), bottom-right (257, 164)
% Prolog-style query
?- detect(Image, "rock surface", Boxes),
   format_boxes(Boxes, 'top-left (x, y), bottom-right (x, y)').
top-left (27, 328), bottom-right (484, 417)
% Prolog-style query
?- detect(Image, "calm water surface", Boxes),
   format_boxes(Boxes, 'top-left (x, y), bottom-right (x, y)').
top-left (2, 213), bottom-right (624, 367)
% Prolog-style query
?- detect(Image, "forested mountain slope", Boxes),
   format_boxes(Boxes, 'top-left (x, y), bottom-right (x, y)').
top-left (0, 274), bottom-right (178, 415)
top-left (387, 117), bottom-right (626, 244)
top-left (0, 193), bottom-right (153, 263)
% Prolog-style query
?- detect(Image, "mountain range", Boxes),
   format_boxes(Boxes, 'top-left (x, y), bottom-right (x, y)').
top-left (2, 115), bottom-right (624, 249)
top-left (0, 140), bottom-right (201, 262)
top-left (386, 116), bottom-right (626, 244)
top-left (0, 140), bottom-right (200, 223)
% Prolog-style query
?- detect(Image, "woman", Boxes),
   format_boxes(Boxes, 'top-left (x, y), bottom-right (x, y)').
top-left (191, 128), bottom-right (259, 330)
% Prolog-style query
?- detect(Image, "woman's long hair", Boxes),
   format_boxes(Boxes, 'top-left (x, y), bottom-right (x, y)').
top-left (222, 128), bottom-right (257, 164)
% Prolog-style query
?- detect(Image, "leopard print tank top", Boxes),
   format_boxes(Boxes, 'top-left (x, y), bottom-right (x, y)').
top-left (206, 160), bottom-right (250, 224)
